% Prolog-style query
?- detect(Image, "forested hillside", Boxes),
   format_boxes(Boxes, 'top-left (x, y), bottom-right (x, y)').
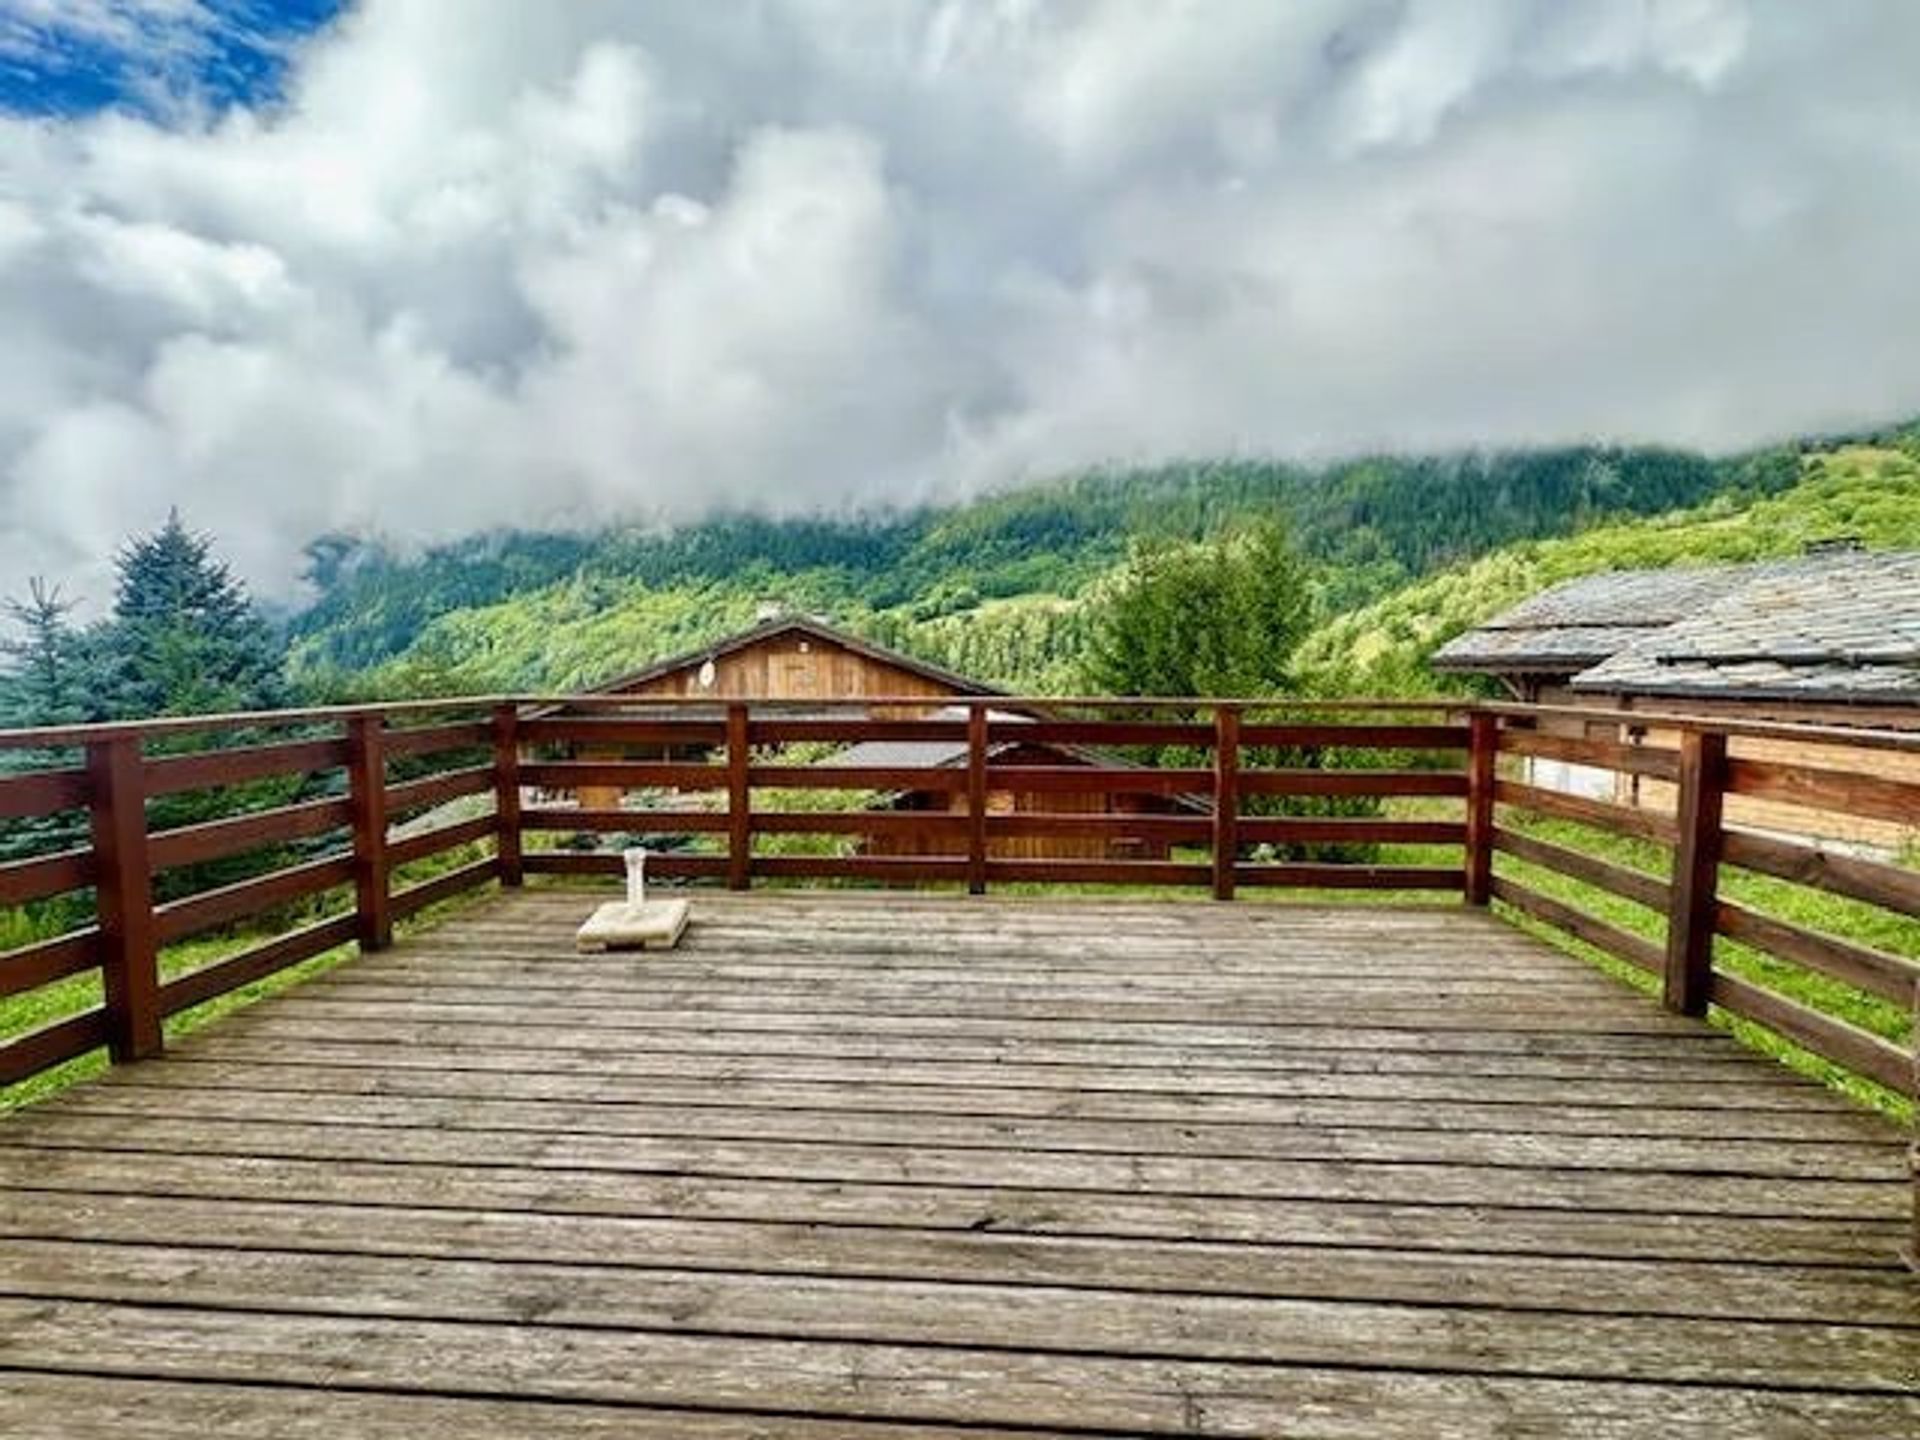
top-left (288, 442), bottom-right (1797, 696)
top-left (1291, 444), bottom-right (1920, 696)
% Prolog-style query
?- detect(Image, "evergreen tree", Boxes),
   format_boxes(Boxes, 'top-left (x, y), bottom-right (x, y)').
top-left (1, 578), bottom-right (86, 725)
top-left (1082, 521), bottom-right (1313, 698)
top-left (101, 510), bottom-right (284, 717)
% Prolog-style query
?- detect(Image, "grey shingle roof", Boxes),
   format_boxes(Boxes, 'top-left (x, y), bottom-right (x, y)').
top-left (1431, 567), bottom-right (1753, 672)
top-left (815, 707), bottom-right (1029, 771)
top-left (1572, 551), bottom-right (1920, 702)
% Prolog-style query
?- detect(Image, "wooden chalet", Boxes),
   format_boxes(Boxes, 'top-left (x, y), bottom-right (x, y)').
top-left (1433, 547), bottom-right (1920, 849)
top-left (546, 614), bottom-right (1191, 860)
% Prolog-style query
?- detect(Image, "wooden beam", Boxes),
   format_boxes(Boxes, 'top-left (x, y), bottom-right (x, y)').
top-left (85, 735), bottom-right (161, 1063)
top-left (1464, 713), bottom-right (1497, 906)
top-left (345, 716), bottom-right (392, 952)
top-left (1663, 729), bottom-right (1727, 1017)
top-left (966, 705), bottom-right (988, 896)
top-left (1212, 706), bottom-right (1239, 902)
top-left (726, 703), bottom-right (751, 892)
top-left (493, 704), bottom-right (523, 887)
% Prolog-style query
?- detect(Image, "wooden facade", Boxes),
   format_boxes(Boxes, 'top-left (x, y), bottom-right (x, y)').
top-left (551, 617), bottom-right (1192, 860)
top-left (869, 741), bottom-right (1184, 862)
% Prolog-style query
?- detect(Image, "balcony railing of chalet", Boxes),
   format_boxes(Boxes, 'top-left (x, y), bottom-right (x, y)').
top-left (1, 696), bottom-right (1916, 1126)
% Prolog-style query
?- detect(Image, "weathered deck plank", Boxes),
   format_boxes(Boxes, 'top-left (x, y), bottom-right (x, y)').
top-left (0, 889), bottom-right (1913, 1437)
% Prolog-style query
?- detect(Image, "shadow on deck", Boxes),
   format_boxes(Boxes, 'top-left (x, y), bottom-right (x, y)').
top-left (0, 888), bottom-right (1914, 1437)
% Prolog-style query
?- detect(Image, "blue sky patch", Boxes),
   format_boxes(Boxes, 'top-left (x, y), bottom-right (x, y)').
top-left (0, 0), bottom-right (345, 119)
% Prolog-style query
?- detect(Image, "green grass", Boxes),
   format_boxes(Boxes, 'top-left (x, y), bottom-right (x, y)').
top-left (1490, 812), bottom-right (1916, 1121)
top-left (1, 835), bottom-right (504, 1113)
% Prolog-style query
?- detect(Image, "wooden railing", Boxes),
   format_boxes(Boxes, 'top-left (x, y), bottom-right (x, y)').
top-left (2, 695), bottom-right (1917, 1137)
top-left (1484, 703), bottom-right (1920, 1105)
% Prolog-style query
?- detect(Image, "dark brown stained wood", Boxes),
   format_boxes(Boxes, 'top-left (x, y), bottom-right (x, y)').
top-left (0, 765), bottom-right (87, 819)
top-left (383, 764), bottom-right (495, 816)
top-left (522, 852), bottom-right (729, 880)
top-left (1495, 778), bottom-right (1681, 845)
top-left (521, 807), bottom-right (731, 834)
top-left (1008, 719), bottom-right (1214, 747)
top-left (516, 716), bottom-right (729, 746)
top-left (492, 703), bottom-right (522, 887)
top-left (1236, 864), bottom-right (1463, 890)
top-left (387, 814), bottom-right (499, 868)
top-left (345, 716), bottom-right (391, 952)
top-left (979, 766), bottom-right (1213, 796)
top-left (1709, 970), bottom-right (1912, 1095)
top-left (1490, 875), bottom-right (1665, 975)
top-left (152, 854), bottom-right (356, 945)
top-left (1726, 756), bottom-right (1920, 828)
top-left (725, 703), bottom-right (750, 891)
top-left (0, 928), bottom-right (100, 999)
top-left (1715, 900), bottom-right (1920, 1007)
top-left (158, 914), bottom-right (360, 1015)
top-left (147, 796), bottom-right (351, 872)
top-left (1498, 729), bottom-right (1683, 782)
top-left (1493, 827), bottom-right (1672, 912)
top-left (748, 764), bottom-right (971, 793)
top-left (753, 718), bottom-right (971, 744)
top-left (381, 720), bottom-right (493, 761)
top-left (987, 812), bottom-right (1212, 842)
top-left (1464, 712), bottom-right (1497, 905)
top-left (1721, 829), bottom-right (1920, 920)
top-left (521, 761), bottom-right (728, 792)
top-left (967, 704), bottom-right (988, 895)
top-left (1212, 706), bottom-right (1239, 901)
top-left (0, 844), bottom-right (93, 905)
top-left (1238, 769), bottom-right (1468, 797)
top-left (141, 736), bottom-right (348, 796)
top-left (388, 857), bottom-right (500, 922)
top-left (0, 1008), bottom-right (107, 1085)
top-left (986, 860), bottom-right (1214, 888)
top-left (759, 810), bottom-right (971, 838)
top-left (1239, 723), bottom-right (1473, 750)
top-left (758, 856), bottom-right (970, 883)
top-left (85, 736), bottom-right (160, 1063)
top-left (1665, 730), bottom-right (1727, 1017)
top-left (1236, 817), bottom-right (1465, 846)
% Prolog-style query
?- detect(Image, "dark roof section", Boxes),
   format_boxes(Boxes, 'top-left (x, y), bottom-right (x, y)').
top-left (1573, 551), bottom-right (1920, 703)
top-left (817, 707), bottom-right (1032, 771)
top-left (585, 613), bottom-right (1003, 699)
top-left (1431, 567), bottom-right (1753, 673)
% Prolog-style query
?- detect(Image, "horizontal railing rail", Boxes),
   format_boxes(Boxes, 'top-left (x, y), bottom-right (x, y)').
top-left (1485, 715), bottom-right (1919, 1107)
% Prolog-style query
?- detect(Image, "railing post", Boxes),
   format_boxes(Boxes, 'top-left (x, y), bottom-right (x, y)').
top-left (492, 703), bottom-right (523, 887)
top-left (1212, 705), bottom-right (1239, 901)
top-left (1910, 979), bottom-right (1919, 1273)
top-left (726, 703), bottom-right (751, 891)
top-left (346, 714), bottom-right (392, 951)
top-left (86, 734), bottom-right (162, 1062)
top-left (1464, 711), bottom-right (1498, 906)
top-left (1663, 728), bottom-right (1727, 1016)
top-left (967, 703), bottom-right (989, 896)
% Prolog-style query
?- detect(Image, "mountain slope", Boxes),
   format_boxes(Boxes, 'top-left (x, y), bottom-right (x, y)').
top-left (1290, 444), bottom-right (1920, 696)
top-left (289, 443), bottom-right (1789, 695)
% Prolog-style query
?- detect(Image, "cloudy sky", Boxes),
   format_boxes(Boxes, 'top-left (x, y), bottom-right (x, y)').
top-left (3, 1), bottom-right (1919, 605)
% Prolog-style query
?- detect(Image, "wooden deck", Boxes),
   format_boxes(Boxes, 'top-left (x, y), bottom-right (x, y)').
top-left (0, 888), bottom-right (1914, 1437)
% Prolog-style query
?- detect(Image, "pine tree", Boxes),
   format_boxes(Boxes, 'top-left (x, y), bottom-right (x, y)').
top-left (101, 510), bottom-right (284, 718)
top-left (1, 577), bottom-right (86, 725)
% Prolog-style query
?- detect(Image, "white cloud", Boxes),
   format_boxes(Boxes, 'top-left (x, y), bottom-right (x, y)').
top-left (3, 0), bottom-right (1920, 607)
